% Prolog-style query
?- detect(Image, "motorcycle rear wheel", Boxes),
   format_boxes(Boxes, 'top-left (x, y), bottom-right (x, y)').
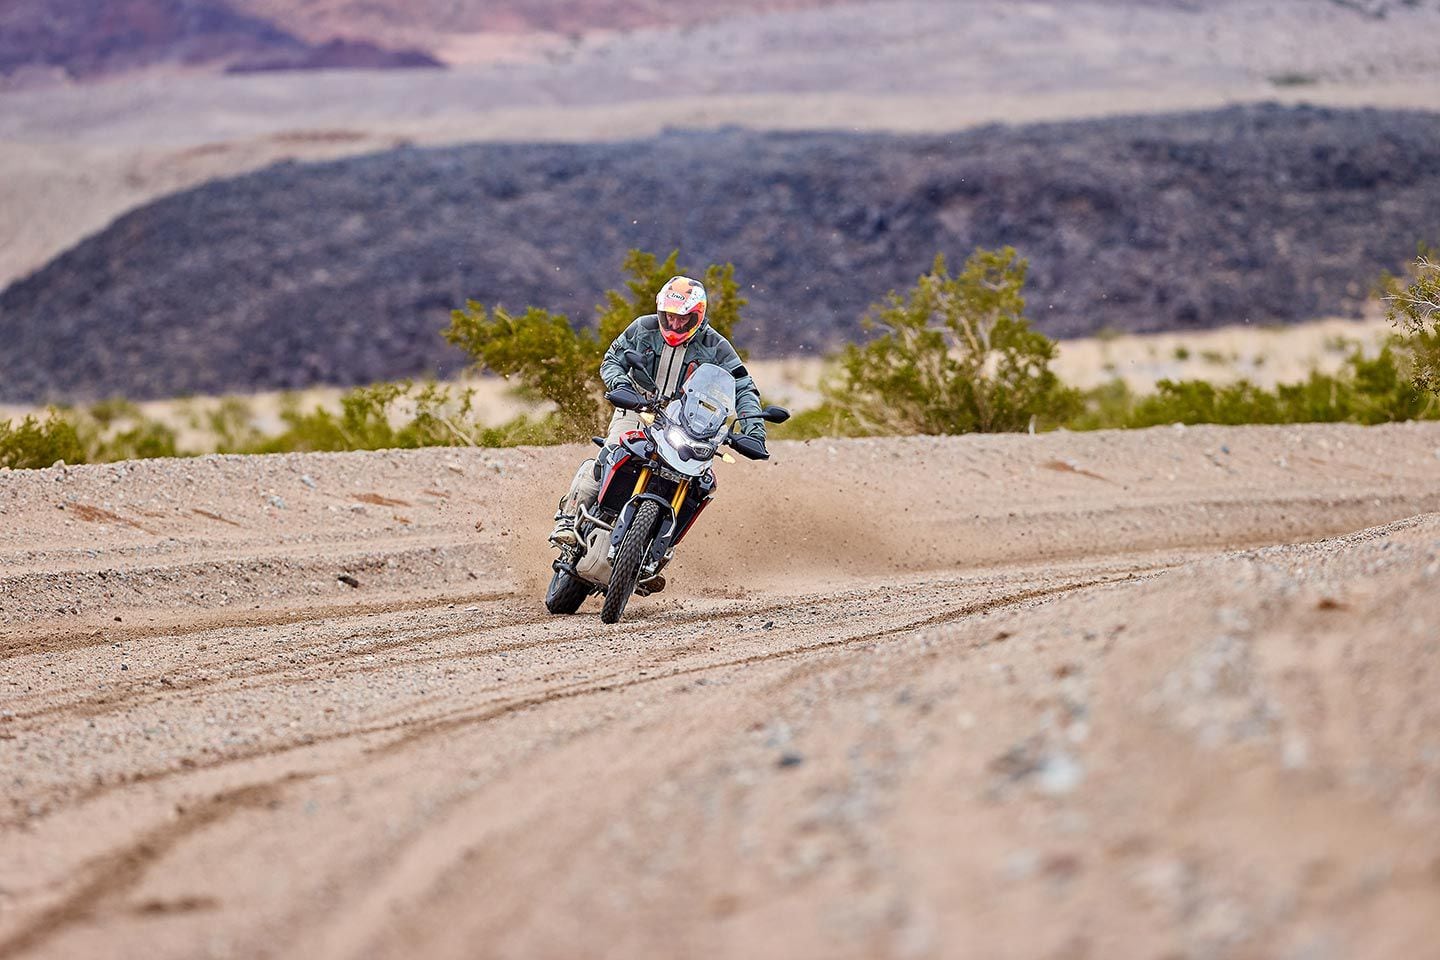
top-left (600, 500), bottom-right (660, 624)
top-left (544, 565), bottom-right (589, 614)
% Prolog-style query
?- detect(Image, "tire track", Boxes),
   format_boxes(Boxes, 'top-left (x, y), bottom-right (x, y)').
top-left (3, 591), bottom-right (801, 724)
top-left (7, 562), bottom-right (1175, 829)
top-left (0, 591), bottom-right (517, 661)
top-left (0, 778), bottom-right (300, 959)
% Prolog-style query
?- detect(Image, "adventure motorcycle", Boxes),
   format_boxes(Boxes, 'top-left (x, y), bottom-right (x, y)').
top-left (545, 350), bottom-right (789, 623)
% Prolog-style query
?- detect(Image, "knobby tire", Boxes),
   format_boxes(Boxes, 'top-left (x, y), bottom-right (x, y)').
top-left (545, 565), bottom-right (589, 614)
top-left (600, 500), bottom-right (660, 624)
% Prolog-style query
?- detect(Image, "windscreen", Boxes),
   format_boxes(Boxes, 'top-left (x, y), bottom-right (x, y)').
top-left (678, 364), bottom-right (736, 440)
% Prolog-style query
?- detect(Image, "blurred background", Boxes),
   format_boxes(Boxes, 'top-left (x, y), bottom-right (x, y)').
top-left (1, 0), bottom-right (1438, 422)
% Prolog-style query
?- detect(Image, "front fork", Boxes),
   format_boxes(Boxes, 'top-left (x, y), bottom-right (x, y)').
top-left (611, 468), bottom-right (690, 574)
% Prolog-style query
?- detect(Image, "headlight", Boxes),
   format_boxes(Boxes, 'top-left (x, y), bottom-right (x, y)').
top-left (665, 426), bottom-right (714, 461)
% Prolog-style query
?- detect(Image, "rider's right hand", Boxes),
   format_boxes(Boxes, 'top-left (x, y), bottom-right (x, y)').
top-left (730, 434), bottom-right (770, 461)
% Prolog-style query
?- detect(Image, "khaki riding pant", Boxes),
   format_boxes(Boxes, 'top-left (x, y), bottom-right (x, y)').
top-left (561, 409), bottom-right (645, 515)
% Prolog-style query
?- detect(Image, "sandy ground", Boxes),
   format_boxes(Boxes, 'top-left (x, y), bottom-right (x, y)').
top-left (2, 422), bottom-right (1440, 958)
top-left (4, 0), bottom-right (1440, 287)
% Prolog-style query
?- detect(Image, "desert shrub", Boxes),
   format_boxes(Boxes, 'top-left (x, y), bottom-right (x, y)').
top-left (1066, 379), bottom-right (1140, 432)
top-left (246, 381), bottom-right (462, 453)
top-left (1, 403), bottom-right (187, 469)
top-left (770, 400), bottom-right (868, 440)
top-left (473, 413), bottom-right (573, 447)
top-left (72, 399), bottom-right (184, 460)
top-left (0, 412), bottom-right (88, 469)
top-left (205, 397), bottom-right (268, 452)
top-left (445, 249), bottom-right (747, 440)
top-left (1383, 252), bottom-right (1440, 394)
top-left (1337, 338), bottom-right (1440, 421)
top-left (801, 248), bottom-right (1081, 435)
top-left (1068, 337), bottom-right (1439, 430)
top-left (1124, 378), bottom-right (1284, 426)
top-left (94, 421), bottom-right (183, 461)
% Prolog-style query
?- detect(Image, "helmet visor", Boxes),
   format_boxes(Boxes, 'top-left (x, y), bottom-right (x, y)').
top-left (660, 309), bottom-right (702, 343)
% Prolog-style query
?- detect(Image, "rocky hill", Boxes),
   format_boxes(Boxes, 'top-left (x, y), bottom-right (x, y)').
top-left (3, 103), bottom-right (1439, 402)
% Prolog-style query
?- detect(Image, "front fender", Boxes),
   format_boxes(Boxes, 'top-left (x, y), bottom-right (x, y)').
top-left (609, 493), bottom-right (678, 555)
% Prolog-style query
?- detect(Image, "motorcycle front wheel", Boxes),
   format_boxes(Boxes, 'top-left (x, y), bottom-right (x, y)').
top-left (600, 499), bottom-right (660, 624)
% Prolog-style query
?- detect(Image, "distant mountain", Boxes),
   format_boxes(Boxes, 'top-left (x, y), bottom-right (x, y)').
top-left (226, 38), bottom-right (440, 73)
top-left (0, 0), bottom-right (438, 81)
top-left (3, 104), bottom-right (1439, 402)
top-left (0, 0), bottom-right (848, 83)
top-left (228, 0), bottom-right (859, 45)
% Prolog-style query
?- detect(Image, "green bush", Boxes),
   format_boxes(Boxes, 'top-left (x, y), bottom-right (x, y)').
top-left (0, 403), bottom-right (187, 469)
top-left (204, 397), bottom-right (268, 452)
top-left (1066, 378), bottom-right (1140, 432)
top-left (794, 249), bottom-right (1080, 436)
top-left (0, 412), bottom-right (88, 469)
top-left (243, 381), bottom-right (464, 453)
top-left (1067, 337), bottom-right (1439, 430)
top-left (445, 249), bottom-right (747, 439)
top-left (1383, 252), bottom-right (1440, 394)
top-left (95, 420), bottom-right (183, 461)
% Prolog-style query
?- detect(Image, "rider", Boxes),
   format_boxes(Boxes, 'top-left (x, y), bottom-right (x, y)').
top-left (550, 274), bottom-right (768, 545)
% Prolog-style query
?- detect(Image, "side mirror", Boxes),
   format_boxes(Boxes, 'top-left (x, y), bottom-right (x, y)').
top-left (761, 405), bottom-right (791, 424)
top-left (729, 434), bottom-right (770, 461)
top-left (604, 383), bottom-right (647, 411)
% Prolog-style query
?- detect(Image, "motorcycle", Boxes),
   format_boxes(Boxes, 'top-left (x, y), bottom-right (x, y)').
top-left (545, 350), bottom-right (790, 623)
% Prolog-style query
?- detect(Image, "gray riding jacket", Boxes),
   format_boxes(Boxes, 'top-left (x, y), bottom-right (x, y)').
top-left (600, 315), bottom-right (765, 440)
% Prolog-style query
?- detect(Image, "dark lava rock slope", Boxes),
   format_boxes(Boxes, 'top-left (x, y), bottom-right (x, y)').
top-left (3, 104), bottom-right (1439, 401)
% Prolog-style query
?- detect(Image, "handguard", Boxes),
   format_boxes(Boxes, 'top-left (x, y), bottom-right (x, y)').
top-left (730, 434), bottom-right (769, 461)
top-left (604, 382), bottom-right (648, 411)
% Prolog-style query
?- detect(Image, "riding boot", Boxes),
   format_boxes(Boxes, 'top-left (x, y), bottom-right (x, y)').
top-left (549, 458), bottom-right (599, 546)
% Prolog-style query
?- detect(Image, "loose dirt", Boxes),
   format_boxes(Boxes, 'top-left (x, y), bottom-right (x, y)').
top-left (2, 423), bottom-right (1439, 958)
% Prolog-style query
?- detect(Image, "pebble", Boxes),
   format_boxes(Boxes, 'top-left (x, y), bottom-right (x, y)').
top-left (1036, 751), bottom-right (1085, 795)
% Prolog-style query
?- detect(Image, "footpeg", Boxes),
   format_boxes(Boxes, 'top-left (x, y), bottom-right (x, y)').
top-left (636, 575), bottom-right (666, 597)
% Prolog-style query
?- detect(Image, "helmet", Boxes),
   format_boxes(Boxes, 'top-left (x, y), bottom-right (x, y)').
top-left (656, 275), bottom-right (707, 347)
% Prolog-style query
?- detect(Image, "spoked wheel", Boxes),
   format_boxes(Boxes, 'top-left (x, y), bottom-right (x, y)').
top-left (544, 564), bottom-right (589, 614)
top-left (600, 500), bottom-right (660, 624)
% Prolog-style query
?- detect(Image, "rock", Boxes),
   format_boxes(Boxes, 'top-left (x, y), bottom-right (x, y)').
top-left (777, 752), bottom-right (804, 768)
top-left (300, 474), bottom-right (317, 489)
top-left (337, 574), bottom-right (360, 588)
top-left (1036, 751), bottom-right (1085, 796)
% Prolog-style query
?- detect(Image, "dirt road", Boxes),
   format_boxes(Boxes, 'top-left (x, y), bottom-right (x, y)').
top-left (3, 423), bottom-right (1440, 958)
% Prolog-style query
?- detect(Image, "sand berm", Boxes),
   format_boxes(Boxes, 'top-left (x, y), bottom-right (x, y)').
top-left (3, 422), bottom-right (1440, 958)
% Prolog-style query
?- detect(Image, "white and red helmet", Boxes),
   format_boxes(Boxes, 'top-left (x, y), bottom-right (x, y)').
top-left (656, 275), bottom-right (707, 347)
